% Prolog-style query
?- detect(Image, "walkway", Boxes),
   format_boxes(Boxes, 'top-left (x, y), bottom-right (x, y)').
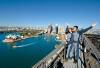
top-left (63, 47), bottom-right (85, 68)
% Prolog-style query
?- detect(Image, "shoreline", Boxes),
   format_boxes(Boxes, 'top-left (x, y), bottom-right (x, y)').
top-left (2, 33), bottom-right (41, 43)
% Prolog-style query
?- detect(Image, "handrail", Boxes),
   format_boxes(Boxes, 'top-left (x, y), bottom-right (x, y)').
top-left (84, 36), bottom-right (100, 61)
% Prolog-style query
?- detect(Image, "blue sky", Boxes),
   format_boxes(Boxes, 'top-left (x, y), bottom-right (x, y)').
top-left (0, 0), bottom-right (100, 28)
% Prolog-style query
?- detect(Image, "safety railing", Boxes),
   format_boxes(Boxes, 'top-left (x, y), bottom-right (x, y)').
top-left (83, 35), bottom-right (100, 68)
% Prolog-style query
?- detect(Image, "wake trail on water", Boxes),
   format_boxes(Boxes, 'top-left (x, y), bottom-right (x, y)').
top-left (13, 42), bottom-right (38, 48)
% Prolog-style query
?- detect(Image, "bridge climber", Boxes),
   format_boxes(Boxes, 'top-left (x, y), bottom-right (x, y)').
top-left (65, 23), bottom-right (96, 66)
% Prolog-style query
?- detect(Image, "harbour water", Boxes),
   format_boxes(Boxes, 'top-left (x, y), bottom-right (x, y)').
top-left (0, 33), bottom-right (60, 68)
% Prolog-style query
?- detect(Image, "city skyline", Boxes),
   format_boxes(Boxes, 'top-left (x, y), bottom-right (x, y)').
top-left (0, 0), bottom-right (100, 28)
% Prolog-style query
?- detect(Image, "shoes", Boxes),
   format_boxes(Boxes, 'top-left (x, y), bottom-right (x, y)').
top-left (73, 59), bottom-right (77, 63)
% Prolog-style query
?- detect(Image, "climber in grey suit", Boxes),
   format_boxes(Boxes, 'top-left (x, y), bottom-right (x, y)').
top-left (66, 23), bottom-right (96, 63)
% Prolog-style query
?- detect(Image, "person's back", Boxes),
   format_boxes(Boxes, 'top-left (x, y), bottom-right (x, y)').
top-left (70, 24), bottom-right (96, 63)
top-left (69, 27), bottom-right (81, 63)
top-left (71, 32), bottom-right (79, 42)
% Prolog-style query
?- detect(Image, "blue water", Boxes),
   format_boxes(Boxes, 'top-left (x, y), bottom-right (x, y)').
top-left (0, 33), bottom-right (60, 68)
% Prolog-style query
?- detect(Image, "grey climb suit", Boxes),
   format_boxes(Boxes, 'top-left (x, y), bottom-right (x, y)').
top-left (66, 26), bottom-right (93, 60)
